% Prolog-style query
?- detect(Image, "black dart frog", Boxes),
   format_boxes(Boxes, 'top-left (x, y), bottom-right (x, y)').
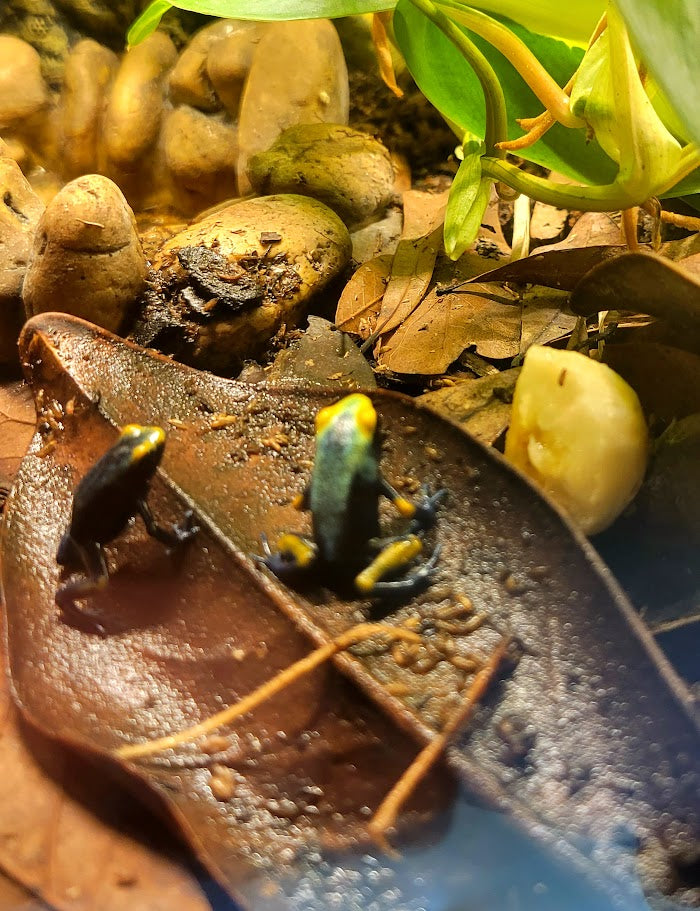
top-left (56, 424), bottom-right (198, 631)
top-left (260, 394), bottom-right (445, 597)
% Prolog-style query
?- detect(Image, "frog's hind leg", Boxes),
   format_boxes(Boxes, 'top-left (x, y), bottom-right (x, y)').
top-left (55, 540), bottom-right (109, 635)
top-left (355, 535), bottom-right (441, 596)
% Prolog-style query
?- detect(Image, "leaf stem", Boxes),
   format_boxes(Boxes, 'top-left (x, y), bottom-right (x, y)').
top-left (436, 0), bottom-right (585, 129)
top-left (480, 156), bottom-right (638, 210)
top-left (407, 0), bottom-right (507, 155)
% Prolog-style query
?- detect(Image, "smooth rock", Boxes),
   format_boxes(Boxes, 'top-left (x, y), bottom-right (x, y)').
top-left (163, 106), bottom-right (237, 212)
top-left (169, 19), bottom-right (242, 112)
top-left (0, 36), bottom-right (50, 130)
top-left (23, 174), bottom-right (147, 333)
top-left (133, 194), bottom-right (351, 374)
top-left (0, 141), bottom-right (45, 363)
top-left (247, 123), bottom-right (395, 226)
top-left (206, 22), bottom-right (267, 119)
top-left (237, 20), bottom-right (349, 195)
top-left (104, 32), bottom-right (177, 169)
top-left (61, 39), bottom-right (118, 178)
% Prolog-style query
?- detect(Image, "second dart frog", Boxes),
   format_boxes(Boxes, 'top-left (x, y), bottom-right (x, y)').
top-left (260, 394), bottom-right (445, 597)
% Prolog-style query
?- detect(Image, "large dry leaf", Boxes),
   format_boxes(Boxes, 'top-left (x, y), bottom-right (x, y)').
top-left (0, 380), bottom-right (35, 502)
top-left (417, 368), bottom-right (520, 444)
top-left (373, 189), bottom-right (448, 337)
top-left (0, 631), bottom-right (216, 911)
top-left (379, 258), bottom-right (522, 374)
top-left (334, 254), bottom-right (392, 338)
top-left (3, 314), bottom-right (700, 909)
top-left (603, 342), bottom-right (700, 423)
top-left (571, 252), bottom-right (700, 349)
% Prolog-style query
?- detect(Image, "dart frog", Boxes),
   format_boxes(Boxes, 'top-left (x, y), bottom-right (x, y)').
top-left (56, 424), bottom-right (198, 630)
top-left (260, 394), bottom-right (445, 597)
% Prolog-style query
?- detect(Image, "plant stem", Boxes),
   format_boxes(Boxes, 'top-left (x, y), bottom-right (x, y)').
top-left (436, 0), bottom-right (585, 129)
top-left (480, 156), bottom-right (639, 210)
top-left (407, 0), bottom-right (507, 155)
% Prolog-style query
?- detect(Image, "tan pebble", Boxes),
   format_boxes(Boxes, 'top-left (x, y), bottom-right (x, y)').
top-left (135, 194), bottom-right (351, 373)
top-left (104, 32), bottom-right (177, 169)
top-left (237, 20), bottom-right (348, 194)
top-left (209, 764), bottom-right (237, 800)
top-left (248, 123), bottom-right (395, 226)
top-left (163, 105), bottom-right (237, 212)
top-left (61, 40), bottom-right (118, 178)
top-left (23, 175), bottom-right (147, 333)
top-left (170, 19), bottom-right (244, 112)
top-left (0, 37), bottom-right (49, 130)
top-left (0, 147), bottom-right (44, 363)
top-left (206, 22), bottom-right (267, 118)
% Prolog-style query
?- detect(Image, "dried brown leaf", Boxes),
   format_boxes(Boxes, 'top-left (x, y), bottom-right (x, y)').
top-left (335, 254), bottom-right (392, 337)
top-left (0, 380), bottom-right (35, 497)
top-left (418, 368), bottom-right (520, 444)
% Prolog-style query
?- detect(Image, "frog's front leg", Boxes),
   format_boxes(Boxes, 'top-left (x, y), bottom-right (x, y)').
top-left (259, 532), bottom-right (318, 580)
top-left (56, 537), bottom-right (109, 634)
top-left (137, 499), bottom-right (199, 547)
top-left (355, 535), bottom-right (441, 597)
top-left (379, 479), bottom-right (447, 532)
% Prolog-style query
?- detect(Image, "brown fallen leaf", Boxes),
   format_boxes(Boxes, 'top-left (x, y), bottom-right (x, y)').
top-left (4, 314), bottom-right (700, 909)
top-left (372, 188), bottom-right (448, 337)
top-left (0, 380), bottom-right (35, 503)
top-left (603, 342), bottom-right (700, 423)
top-left (379, 257), bottom-right (522, 374)
top-left (417, 367), bottom-right (520, 444)
top-left (0, 631), bottom-right (217, 911)
top-left (335, 254), bottom-right (392, 337)
top-left (519, 288), bottom-right (577, 355)
top-left (265, 316), bottom-right (376, 389)
top-left (571, 251), bottom-right (700, 349)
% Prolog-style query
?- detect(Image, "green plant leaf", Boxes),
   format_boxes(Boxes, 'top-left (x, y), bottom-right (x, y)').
top-left (394, 0), bottom-right (617, 186)
top-left (444, 138), bottom-right (490, 259)
top-left (128, 0), bottom-right (175, 44)
top-left (615, 0), bottom-right (700, 147)
top-left (129, 0), bottom-right (396, 41)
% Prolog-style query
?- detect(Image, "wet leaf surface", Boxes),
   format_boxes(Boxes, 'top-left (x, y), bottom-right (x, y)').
top-left (3, 314), bottom-right (700, 909)
top-left (0, 618), bottom-right (219, 911)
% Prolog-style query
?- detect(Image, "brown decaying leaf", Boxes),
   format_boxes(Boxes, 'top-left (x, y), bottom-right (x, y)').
top-left (417, 368), bottom-right (520, 444)
top-left (0, 636), bottom-right (215, 911)
top-left (603, 341), bottom-right (700, 423)
top-left (265, 316), bottom-right (376, 389)
top-left (378, 257), bottom-right (522, 374)
top-left (4, 314), bottom-right (700, 908)
top-left (0, 380), bottom-right (35, 498)
top-left (335, 254), bottom-right (392, 337)
top-left (571, 252), bottom-right (700, 349)
top-left (371, 189), bottom-right (448, 339)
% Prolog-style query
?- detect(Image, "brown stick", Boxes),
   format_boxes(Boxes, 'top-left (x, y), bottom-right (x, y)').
top-left (116, 623), bottom-right (421, 761)
top-left (368, 635), bottom-right (512, 856)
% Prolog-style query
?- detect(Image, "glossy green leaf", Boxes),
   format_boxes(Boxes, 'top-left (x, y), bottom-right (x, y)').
top-left (129, 0), bottom-right (395, 42)
top-left (444, 138), bottom-right (490, 259)
top-left (442, 0), bottom-right (602, 44)
top-left (128, 0), bottom-right (176, 45)
top-left (394, 0), bottom-right (617, 186)
top-left (615, 0), bottom-right (700, 147)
